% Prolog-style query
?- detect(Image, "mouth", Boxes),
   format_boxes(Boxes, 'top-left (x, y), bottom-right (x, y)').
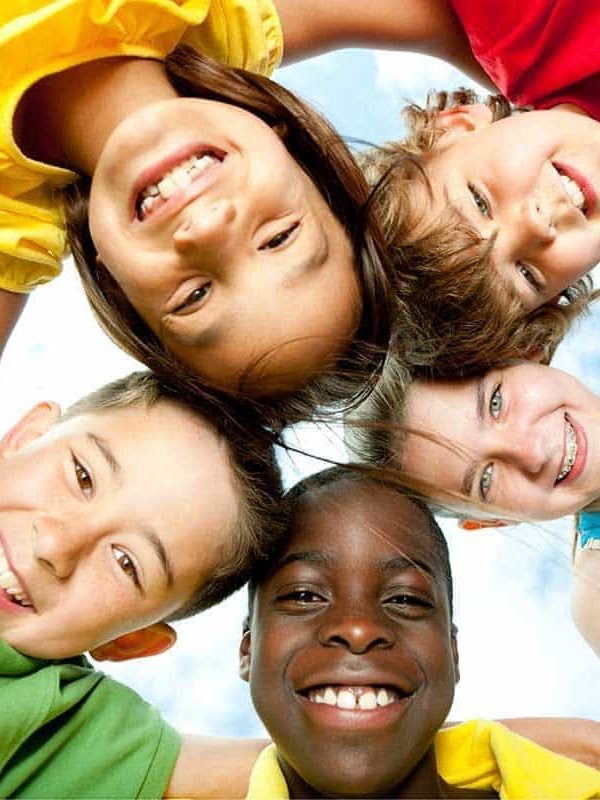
top-left (300, 684), bottom-right (410, 711)
top-left (555, 414), bottom-right (586, 485)
top-left (0, 538), bottom-right (34, 611)
top-left (554, 162), bottom-right (597, 217)
top-left (134, 147), bottom-right (225, 222)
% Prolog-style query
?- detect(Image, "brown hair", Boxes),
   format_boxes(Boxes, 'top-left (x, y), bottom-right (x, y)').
top-left (64, 370), bottom-right (288, 616)
top-left (63, 47), bottom-right (394, 422)
top-left (360, 88), bottom-right (598, 378)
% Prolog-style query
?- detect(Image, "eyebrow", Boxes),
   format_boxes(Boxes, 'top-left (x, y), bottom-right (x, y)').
top-left (141, 527), bottom-right (175, 589)
top-left (272, 550), bottom-right (336, 574)
top-left (460, 377), bottom-right (486, 497)
top-left (87, 433), bottom-right (121, 477)
top-left (380, 554), bottom-right (436, 580)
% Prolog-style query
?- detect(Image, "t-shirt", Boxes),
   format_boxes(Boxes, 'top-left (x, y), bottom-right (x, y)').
top-left (246, 719), bottom-right (600, 799)
top-left (0, 638), bottom-right (180, 798)
top-left (0, 0), bottom-right (282, 293)
top-left (449, 0), bottom-right (600, 118)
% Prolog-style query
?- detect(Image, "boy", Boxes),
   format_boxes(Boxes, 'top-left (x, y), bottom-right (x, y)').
top-left (240, 467), bottom-right (600, 797)
top-left (0, 370), bottom-right (285, 798)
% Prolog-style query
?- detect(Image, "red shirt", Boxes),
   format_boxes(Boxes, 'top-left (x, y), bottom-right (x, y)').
top-left (449, 0), bottom-right (600, 119)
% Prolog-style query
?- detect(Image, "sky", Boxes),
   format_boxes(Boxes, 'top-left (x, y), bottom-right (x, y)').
top-left (0, 46), bottom-right (598, 742)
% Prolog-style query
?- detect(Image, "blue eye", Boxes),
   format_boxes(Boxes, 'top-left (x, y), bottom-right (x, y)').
top-left (468, 184), bottom-right (491, 218)
top-left (489, 385), bottom-right (502, 419)
top-left (479, 463), bottom-right (494, 500)
top-left (517, 262), bottom-right (542, 293)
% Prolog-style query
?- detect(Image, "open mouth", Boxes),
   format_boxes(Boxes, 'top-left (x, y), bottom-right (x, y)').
top-left (554, 163), bottom-right (596, 217)
top-left (300, 684), bottom-right (408, 711)
top-left (0, 542), bottom-right (33, 609)
top-left (135, 149), bottom-right (225, 221)
top-left (556, 415), bottom-right (578, 484)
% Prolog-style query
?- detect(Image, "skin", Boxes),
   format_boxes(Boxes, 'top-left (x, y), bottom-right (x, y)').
top-left (0, 399), bottom-right (237, 659)
top-left (240, 482), bottom-right (463, 798)
top-left (399, 362), bottom-right (600, 521)
top-left (422, 104), bottom-right (600, 311)
top-left (572, 548), bottom-right (600, 658)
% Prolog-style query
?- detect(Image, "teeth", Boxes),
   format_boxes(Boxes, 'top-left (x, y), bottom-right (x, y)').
top-left (557, 419), bottom-right (578, 482)
top-left (0, 543), bottom-right (32, 608)
top-left (138, 153), bottom-right (220, 219)
top-left (307, 685), bottom-right (399, 710)
top-left (560, 173), bottom-right (586, 211)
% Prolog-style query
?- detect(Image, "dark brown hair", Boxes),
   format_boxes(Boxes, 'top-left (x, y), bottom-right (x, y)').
top-left (360, 88), bottom-right (598, 377)
top-left (63, 47), bottom-right (394, 422)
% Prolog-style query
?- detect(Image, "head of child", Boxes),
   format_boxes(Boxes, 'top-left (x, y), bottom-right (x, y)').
top-left (349, 354), bottom-right (600, 525)
top-left (0, 371), bottom-right (286, 662)
top-left (241, 467), bottom-right (458, 798)
top-left (64, 48), bottom-right (393, 407)
top-left (360, 89), bottom-right (598, 377)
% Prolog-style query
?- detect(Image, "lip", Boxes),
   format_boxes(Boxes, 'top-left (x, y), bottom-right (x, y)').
top-left (554, 161), bottom-right (598, 217)
top-left (129, 143), bottom-right (227, 225)
top-left (295, 688), bottom-right (414, 732)
top-left (556, 413), bottom-right (587, 487)
top-left (0, 532), bottom-right (35, 614)
top-left (295, 667), bottom-right (415, 698)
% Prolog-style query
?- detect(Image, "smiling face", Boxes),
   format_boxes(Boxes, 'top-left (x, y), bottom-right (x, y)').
top-left (423, 105), bottom-right (600, 311)
top-left (241, 481), bottom-right (457, 798)
top-left (89, 98), bottom-right (360, 393)
top-left (400, 363), bottom-right (600, 521)
top-left (0, 400), bottom-right (237, 659)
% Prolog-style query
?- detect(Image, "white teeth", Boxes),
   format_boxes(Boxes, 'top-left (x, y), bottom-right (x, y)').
top-left (138, 152), bottom-right (220, 218)
top-left (156, 175), bottom-right (177, 199)
top-left (307, 685), bottom-right (400, 710)
top-left (560, 173), bottom-right (586, 211)
top-left (0, 544), bottom-right (32, 608)
top-left (557, 419), bottom-right (578, 482)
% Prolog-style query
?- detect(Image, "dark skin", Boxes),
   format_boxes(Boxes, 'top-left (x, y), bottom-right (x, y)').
top-left (240, 480), bottom-right (498, 798)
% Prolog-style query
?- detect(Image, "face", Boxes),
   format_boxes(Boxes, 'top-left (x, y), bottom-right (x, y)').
top-left (424, 106), bottom-right (600, 311)
top-left (241, 483), bottom-right (457, 797)
top-left (400, 363), bottom-right (600, 521)
top-left (89, 99), bottom-right (360, 394)
top-left (0, 400), bottom-right (237, 659)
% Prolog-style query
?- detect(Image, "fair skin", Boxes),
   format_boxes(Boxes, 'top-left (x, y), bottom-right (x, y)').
top-left (572, 548), bottom-right (600, 658)
top-left (421, 103), bottom-right (600, 310)
top-left (0, 399), bottom-right (237, 659)
top-left (399, 362), bottom-right (600, 521)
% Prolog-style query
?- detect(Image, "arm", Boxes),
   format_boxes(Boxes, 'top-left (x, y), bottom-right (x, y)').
top-left (0, 289), bottom-right (27, 359)
top-left (572, 548), bottom-right (600, 659)
top-left (165, 735), bottom-right (268, 799)
top-left (274, 0), bottom-right (494, 89)
top-left (498, 718), bottom-right (600, 771)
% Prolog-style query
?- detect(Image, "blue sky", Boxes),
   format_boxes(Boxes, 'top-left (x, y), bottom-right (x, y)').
top-left (0, 45), bottom-right (598, 742)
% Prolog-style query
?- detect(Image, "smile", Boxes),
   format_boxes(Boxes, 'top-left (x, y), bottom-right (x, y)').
top-left (554, 162), bottom-right (597, 216)
top-left (134, 147), bottom-right (225, 221)
top-left (555, 414), bottom-right (586, 485)
top-left (0, 540), bottom-right (33, 609)
top-left (304, 685), bottom-right (405, 710)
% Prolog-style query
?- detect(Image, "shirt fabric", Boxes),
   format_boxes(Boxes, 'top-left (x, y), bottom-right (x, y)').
top-left (0, 0), bottom-right (282, 293)
top-left (449, 0), bottom-right (600, 118)
top-left (246, 719), bottom-right (600, 799)
top-left (0, 638), bottom-right (180, 798)
top-left (578, 511), bottom-right (600, 551)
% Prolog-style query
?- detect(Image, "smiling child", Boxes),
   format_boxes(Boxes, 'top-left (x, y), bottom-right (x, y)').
top-left (240, 467), bottom-right (600, 798)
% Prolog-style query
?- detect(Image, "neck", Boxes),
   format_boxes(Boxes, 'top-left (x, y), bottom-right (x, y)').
top-left (14, 57), bottom-right (177, 174)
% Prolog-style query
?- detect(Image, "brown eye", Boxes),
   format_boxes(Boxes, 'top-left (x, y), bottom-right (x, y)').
top-left (112, 546), bottom-right (140, 587)
top-left (260, 222), bottom-right (299, 251)
top-left (72, 455), bottom-right (93, 497)
top-left (174, 283), bottom-right (211, 314)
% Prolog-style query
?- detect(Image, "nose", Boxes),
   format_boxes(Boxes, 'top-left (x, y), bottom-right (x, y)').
top-left (32, 515), bottom-right (95, 579)
top-left (173, 199), bottom-right (237, 252)
top-left (519, 197), bottom-right (557, 245)
top-left (493, 425), bottom-right (550, 476)
top-left (318, 609), bottom-right (395, 654)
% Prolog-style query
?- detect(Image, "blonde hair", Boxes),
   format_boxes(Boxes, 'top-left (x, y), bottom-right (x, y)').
top-left (360, 88), bottom-right (597, 377)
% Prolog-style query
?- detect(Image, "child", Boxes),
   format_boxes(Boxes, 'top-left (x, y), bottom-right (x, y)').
top-left (573, 514), bottom-right (600, 659)
top-left (0, 369), bottom-right (285, 798)
top-left (240, 467), bottom-right (600, 797)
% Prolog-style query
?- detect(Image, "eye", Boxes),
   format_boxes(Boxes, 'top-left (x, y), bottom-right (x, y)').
top-left (174, 283), bottom-right (211, 314)
top-left (260, 222), bottom-right (299, 251)
top-left (479, 463), bottom-right (494, 500)
top-left (112, 545), bottom-right (140, 588)
top-left (72, 454), bottom-right (93, 498)
top-left (489, 384), bottom-right (502, 419)
top-left (280, 588), bottom-right (323, 604)
top-left (517, 261), bottom-right (542, 293)
top-left (384, 592), bottom-right (433, 618)
top-left (468, 184), bottom-right (491, 218)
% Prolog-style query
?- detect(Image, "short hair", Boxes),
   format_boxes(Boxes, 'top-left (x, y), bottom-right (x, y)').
top-left (64, 371), bottom-right (288, 617)
top-left (63, 47), bottom-right (395, 422)
top-left (247, 465), bottom-right (453, 623)
top-left (360, 88), bottom-right (597, 378)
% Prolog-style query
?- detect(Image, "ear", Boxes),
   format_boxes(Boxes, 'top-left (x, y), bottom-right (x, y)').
top-left (458, 517), bottom-right (514, 531)
top-left (90, 622), bottom-right (176, 662)
top-left (434, 103), bottom-right (494, 143)
top-left (239, 628), bottom-right (252, 682)
top-left (0, 402), bottom-right (61, 457)
top-left (451, 623), bottom-right (460, 684)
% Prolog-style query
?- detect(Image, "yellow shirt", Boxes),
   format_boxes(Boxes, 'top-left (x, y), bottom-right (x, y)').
top-left (247, 720), bottom-right (600, 799)
top-left (0, 0), bottom-right (282, 293)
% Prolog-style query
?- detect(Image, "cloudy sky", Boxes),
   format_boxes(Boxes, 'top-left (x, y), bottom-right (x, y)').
top-left (1, 45), bottom-right (598, 742)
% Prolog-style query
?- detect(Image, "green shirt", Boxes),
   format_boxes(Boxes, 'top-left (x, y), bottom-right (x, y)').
top-left (0, 639), bottom-right (180, 798)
